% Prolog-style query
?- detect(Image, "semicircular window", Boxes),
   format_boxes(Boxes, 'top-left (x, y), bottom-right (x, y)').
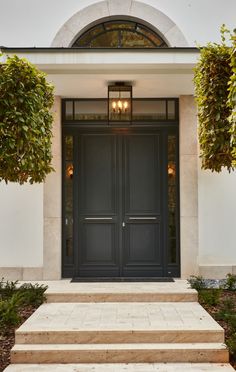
top-left (72, 20), bottom-right (167, 48)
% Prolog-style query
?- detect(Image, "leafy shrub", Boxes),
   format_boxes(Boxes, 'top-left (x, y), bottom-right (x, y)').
top-left (0, 293), bottom-right (23, 330)
top-left (0, 54), bottom-right (54, 184)
top-left (194, 25), bottom-right (236, 172)
top-left (0, 279), bottom-right (47, 331)
top-left (198, 289), bottom-right (222, 306)
top-left (187, 275), bottom-right (206, 290)
top-left (0, 278), bottom-right (18, 300)
top-left (216, 298), bottom-right (236, 321)
top-left (18, 283), bottom-right (47, 307)
top-left (228, 31), bottom-right (236, 167)
top-left (223, 273), bottom-right (236, 291)
top-left (227, 333), bottom-right (236, 355)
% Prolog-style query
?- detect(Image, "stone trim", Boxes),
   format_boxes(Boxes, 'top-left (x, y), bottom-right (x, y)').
top-left (43, 96), bottom-right (62, 280)
top-left (51, 0), bottom-right (188, 47)
top-left (179, 96), bottom-right (199, 278)
top-left (199, 265), bottom-right (236, 279)
top-left (0, 267), bottom-right (43, 281)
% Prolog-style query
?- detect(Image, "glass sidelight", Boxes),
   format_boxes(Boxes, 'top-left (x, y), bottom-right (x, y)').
top-left (167, 135), bottom-right (178, 265)
top-left (64, 135), bottom-right (74, 265)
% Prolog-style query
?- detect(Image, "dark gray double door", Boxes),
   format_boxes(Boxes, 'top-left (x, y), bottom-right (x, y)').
top-left (78, 130), bottom-right (163, 277)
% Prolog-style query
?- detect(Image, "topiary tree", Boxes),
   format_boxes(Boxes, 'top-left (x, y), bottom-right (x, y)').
top-left (0, 54), bottom-right (54, 184)
top-left (194, 26), bottom-right (236, 172)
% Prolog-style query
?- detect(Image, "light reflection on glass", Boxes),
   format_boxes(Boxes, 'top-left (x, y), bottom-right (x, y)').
top-left (65, 135), bottom-right (73, 261)
top-left (168, 135), bottom-right (177, 264)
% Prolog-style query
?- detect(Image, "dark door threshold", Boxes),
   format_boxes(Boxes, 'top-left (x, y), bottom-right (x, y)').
top-left (71, 277), bottom-right (174, 283)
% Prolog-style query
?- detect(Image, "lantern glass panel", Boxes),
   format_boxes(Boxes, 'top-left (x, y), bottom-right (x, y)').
top-left (108, 86), bottom-right (132, 122)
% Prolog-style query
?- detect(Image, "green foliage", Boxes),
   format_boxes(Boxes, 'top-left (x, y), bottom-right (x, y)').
top-left (187, 275), bottom-right (206, 290)
top-left (0, 54), bottom-right (54, 184)
top-left (215, 297), bottom-right (236, 355)
top-left (222, 273), bottom-right (236, 291)
top-left (0, 278), bottom-right (47, 331)
top-left (0, 293), bottom-right (23, 330)
top-left (194, 26), bottom-right (236, 172)
top-left (198, 289), bottom-right (222, 306)
top-left (227, 333), bottom-right (236, 355)
top-left (0, 278), bottom-right (18, 299)
top-left (17, 283), bottom-right (47, 306)
top-left (228, 31), bottom-right (236, 166)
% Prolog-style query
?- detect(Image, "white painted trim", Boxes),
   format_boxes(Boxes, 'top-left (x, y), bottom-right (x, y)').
top-left (51, 0), bottom-right (188, 47)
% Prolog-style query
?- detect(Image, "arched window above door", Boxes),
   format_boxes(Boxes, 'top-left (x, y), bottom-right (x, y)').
top-left (72, 20), bottom-right (168, 48)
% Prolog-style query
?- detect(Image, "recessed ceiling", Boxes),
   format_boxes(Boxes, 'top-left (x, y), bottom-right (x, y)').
top-left (48, 73), bottom-right (194, 98)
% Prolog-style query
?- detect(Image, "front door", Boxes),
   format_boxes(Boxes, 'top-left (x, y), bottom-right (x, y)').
top-left (77, 131), bottom-right (163, 277)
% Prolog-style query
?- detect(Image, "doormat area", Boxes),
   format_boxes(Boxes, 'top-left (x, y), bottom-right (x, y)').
top-left (71, 277), bottom-right (174, 282)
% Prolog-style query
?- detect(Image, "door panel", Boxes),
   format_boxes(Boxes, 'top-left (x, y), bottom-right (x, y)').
top-left (124, 223), bottom-right (160, 263)
top-left (78, 134), bottom-right (119, 276)
top-left (81, 223), bottom-right (116, 264)
top-left (81, 134), bottom-right (116, 214)
top-left (124, 135), bottom-right (160, 215)
top-left (122, 134), bottom-right (162, 276)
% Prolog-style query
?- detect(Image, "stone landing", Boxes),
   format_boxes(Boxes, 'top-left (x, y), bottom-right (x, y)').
top-left (37, 279), bottom-right (198, 303)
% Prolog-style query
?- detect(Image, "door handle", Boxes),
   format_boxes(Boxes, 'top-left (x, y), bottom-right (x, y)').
top-left (128, 217), bottom-right (157, 220)
top-left (85, 217), bottom-right (113, 220)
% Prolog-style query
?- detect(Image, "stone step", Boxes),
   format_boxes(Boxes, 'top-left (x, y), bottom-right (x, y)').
top-left (44, 281), bottom-right (197, 303)
top-left (11, 343), bottom-right (229, 364)
top-left (4, 363), bottom-right (236, 372)
top-left (15, 302), bottom-right (224, 344)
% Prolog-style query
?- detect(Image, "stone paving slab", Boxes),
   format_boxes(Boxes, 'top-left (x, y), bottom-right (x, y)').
top-left (15, 302), bottom-right (224, 344)
top-left (16, 302), bottom-right (223, 332)
top-left (4, 363), bottom-right (235, 371)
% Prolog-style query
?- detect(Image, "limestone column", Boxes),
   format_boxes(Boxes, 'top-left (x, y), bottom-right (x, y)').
top-left (179, 95), bottom-right (199, 278)
top-left (43, 96), bottom-right (62, 279)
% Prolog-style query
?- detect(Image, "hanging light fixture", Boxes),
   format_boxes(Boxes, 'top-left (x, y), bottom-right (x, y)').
top-left (108, 82), bottom-right (132, 122)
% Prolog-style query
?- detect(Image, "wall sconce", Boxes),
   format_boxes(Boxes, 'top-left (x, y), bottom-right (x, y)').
top-left (66, 164), bottom-right (73, 179)
top-left (168, 163), bottom-right (176, 176)
top-left (108, 83), bottom-right (132, 122)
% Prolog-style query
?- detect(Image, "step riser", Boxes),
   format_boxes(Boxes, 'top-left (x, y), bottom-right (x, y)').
top-left (11, 349), bottom-right (229, 364)
top-left (15, 330), bottom-right (224, 344)
top-left (46, 293), bottom-right (197, 303)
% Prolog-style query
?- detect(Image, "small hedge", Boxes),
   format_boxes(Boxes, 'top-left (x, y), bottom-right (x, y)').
top-left (0, 279), bottom-right (47, 331)
top-left (0, 54), bottom-right (54, 184)
top-left (194, 26), bottom-right (236, 172)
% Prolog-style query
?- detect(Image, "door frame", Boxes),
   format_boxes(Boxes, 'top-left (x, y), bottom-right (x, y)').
top-left (62, 102), bottom-right (180, 278)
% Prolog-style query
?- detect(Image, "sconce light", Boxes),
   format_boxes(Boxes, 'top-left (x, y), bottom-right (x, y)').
top-left (168, 163), bottom-right (176, 176)
top-left (108, 82), bottom-right (132, 122)
top-left (66, 164), bottom-right (73, 179)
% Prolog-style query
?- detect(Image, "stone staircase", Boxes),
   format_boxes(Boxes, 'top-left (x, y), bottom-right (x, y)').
top-left (5, 280), bottom-right (235, 371)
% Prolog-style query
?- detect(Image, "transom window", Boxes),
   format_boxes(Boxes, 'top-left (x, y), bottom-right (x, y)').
top-left (72, 20), bottom-right (167, 48)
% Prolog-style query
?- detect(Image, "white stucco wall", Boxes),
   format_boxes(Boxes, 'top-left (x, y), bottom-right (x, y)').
top-left (0, 182), bottom-right (43, 267)
top-left (198, 169), bottom-right (236, 266)
top-left (0, 0), bottom-right (235, 47)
